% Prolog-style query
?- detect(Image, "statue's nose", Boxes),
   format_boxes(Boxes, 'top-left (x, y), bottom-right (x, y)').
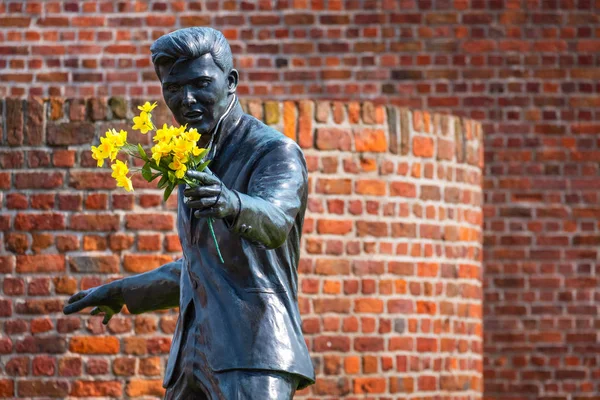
top-left (182, 86), bottom-right (196, 107)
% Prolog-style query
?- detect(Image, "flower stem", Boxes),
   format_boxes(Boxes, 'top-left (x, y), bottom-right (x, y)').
top-left (208, 217), bottom-right (224, 264)
top-left (185, 180), bottom-right (224, 264)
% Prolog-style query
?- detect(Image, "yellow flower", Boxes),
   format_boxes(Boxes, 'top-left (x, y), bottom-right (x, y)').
top-left (116, 175), bottom-right (134, 192)
top-left (171, 136), bottom-right (193, 159)
top-left (168, 156), bottom-right (187, 179)
top-left (182, 127), bottom-right (201, 143)
top-left (132, 111), bottom-right (154, 134)
top-left (106, 128), bottom-right (127, 147)
top-left (154, 123), bottom-right (178, 144)
top-left (91, 145), bottom-right (106, 167)
top-left (192, 145), bottom-right (204, 157)
top-left (111, 160), bottom-right (133, 192)
top-left (97, 136), bottom-right (118, 161)
top-left (151, 140), bottom-right (173, 165)
top-left (138, 101), bottom-right (158, 113)
top-left (111, 159), bottom-right (129, 179)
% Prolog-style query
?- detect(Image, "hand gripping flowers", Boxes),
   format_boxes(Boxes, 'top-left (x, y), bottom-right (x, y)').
top-left (90, 101), bottom-right (224, 263)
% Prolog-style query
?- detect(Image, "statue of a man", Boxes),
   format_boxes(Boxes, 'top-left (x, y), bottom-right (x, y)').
top-left (64, 27), bottom-right (315, 399)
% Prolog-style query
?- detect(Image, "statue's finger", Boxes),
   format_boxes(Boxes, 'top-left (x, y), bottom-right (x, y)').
top-left (186, 170), bottom-right (218, 185)
top-left (63, 294), bottom-right (96, 315)
top-left (194, 209), bottom-right (218, 219)
top-left (188, 197), bottom-right (217, 210)
top-left (90, 307), bottom-right (101, 316)
top-left (183, 186), bottom-right (220, 198)
top-left (67, 290), bottom-right (87, 304)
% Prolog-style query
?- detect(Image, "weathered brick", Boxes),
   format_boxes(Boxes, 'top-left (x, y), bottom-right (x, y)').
top-left (70, 214), bottom-right (119, 231)
top-left (16, 255), bottom-right (65, 273)
top-left (68, 255), bottom-right (119, 273)
top-left (123, 254), bottom-right (173, 273)
top-left (69, 337), bottom-right (120, 355)
top-left (353, 128), bottom-right (387, 152)
top-left (316, 128), bottom-right (352, 150)
top-left (47, 122), bottom-right (95, 146)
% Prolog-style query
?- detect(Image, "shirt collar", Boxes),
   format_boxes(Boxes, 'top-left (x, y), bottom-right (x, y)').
top-left (205, 95), bottom-right (243, 162)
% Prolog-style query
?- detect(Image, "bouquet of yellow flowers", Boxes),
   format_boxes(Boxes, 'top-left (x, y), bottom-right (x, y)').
top-left (90, 101), bottom-right (224, 262)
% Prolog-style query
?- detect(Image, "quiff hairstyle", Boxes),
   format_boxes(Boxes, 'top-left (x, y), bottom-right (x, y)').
top-left (150, 27), bottom-right (233, 80)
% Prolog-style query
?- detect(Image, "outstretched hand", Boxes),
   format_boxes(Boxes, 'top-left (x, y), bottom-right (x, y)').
top-left (184, 170), bottom-right (239, 220)
top-left (63, 282), bottom-right (124, 325)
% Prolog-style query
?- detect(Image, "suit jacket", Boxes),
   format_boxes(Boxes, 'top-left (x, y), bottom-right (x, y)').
top-left (120, 99), bottom-right (315, 389)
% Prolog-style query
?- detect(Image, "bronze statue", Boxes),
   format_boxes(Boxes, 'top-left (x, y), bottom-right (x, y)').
top-left (64, 27), bottom-right (315, 399)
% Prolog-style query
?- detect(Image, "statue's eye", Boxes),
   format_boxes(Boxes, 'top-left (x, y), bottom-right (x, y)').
top-left (195, 79), bottom-right (210, 88)
top-left (165, 84), bottom-right (180, 93)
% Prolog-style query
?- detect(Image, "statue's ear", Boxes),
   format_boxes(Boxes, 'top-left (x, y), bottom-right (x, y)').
top-left (227, 69), bottom-right (239, 94)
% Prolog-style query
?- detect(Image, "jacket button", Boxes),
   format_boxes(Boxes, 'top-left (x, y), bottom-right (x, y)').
top-left (192, 280), bottom-right (198, 289)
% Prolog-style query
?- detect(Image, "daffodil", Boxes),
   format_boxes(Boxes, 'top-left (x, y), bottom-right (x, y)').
top-left (106, 128), bottom-right (127, 148)
top-left (91, 145), bottom-right (107, 167)
top-left (169, 156), bottom-right (187, 179)
top-left (111, 159), bottom-right (129, 179)
top-left (151, 140), bottom-right (173, 165)
top-left (138, 101), bottom-right (158, 113)
top-left (171, 137), bottom-right (194, 160)
top-left (182, 127), bottom-right (201, 143)
top-left (116, 175), bottom-right (133, 192)
top-left (191, 144), bottom-right (204, 157)
top-left (132, 111), bottom-right (154, 134)
top-left (154, 123), bottom-right (178, 144)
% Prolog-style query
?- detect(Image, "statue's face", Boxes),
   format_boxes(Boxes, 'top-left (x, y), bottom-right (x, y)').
top-left (159, 53), bottom-right (234, 135)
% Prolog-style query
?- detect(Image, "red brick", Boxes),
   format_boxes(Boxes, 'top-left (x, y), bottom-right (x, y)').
top-left (18, 380), bottom-right (69, 398)
top-left (16, 255), bottom-right (65, 273)
top-left (354, 128), bottom-right (387, 152)
top-left (70, 381), bottom-right (123, 397)
top-left (70, 214), bottom-right (119, 231)
top-left (123, 254), bottom-right (173, 273)
top-left (297, 100), bottom-right (314, 148)
top-left (316, 219), bottom-right (353, 235)
top-left (355, 179), bottom-right (386, 195)
top-left (354, 377), bottom-right (386, 394)
top-left (126, 379), bottom-right (165, 397)
top-left (126, 214), bottom-right (174, 231)
top-left (14, 213), bottom-right (65, 231)
top-left (69, 337), bottom-right (120, 355)
top-left (315, 128), bottom-right (352, 150)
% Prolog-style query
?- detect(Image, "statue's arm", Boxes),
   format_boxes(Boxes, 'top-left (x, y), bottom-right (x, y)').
top-left (224, 141), bottom-right (308, 249)
top-left (121, 258), bottom-right (182, 314)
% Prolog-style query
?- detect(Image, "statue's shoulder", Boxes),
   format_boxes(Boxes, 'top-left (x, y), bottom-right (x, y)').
top-left (241, 112), bottom-right (301, 152)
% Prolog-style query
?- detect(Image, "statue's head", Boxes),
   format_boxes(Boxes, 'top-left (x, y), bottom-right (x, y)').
top-left (150, 27), bottom-right (239, 135)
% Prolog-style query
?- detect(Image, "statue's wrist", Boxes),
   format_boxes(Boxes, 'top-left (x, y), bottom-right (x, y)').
top-left (224, 190), bottom-right (241, 226)
top-left (107, 279), bottom-right (125, 306)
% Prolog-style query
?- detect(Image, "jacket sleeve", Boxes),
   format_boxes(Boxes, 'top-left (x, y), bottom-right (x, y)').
top-left (224, 141), bottom-right (308, 250)
top-left (120, 258), bottom-right (181, 314)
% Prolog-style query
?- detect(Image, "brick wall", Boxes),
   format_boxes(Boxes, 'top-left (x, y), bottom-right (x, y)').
top-left (1, 1), bottom-right (599, 399)
top-left (0, 97), bottom-right (484, 398)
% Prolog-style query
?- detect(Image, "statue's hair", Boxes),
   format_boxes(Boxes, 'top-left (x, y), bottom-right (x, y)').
top-left (150, 27), bottom-right (233, 80)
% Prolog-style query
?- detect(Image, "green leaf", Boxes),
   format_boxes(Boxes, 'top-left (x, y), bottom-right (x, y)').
top-left (157, 174), bottom-right (169, 189)
top-left (163, 182), bottom-right (175, 202)
top-left (137, 144), bottom-right (148, 161)
top-left (141, 163), bottom-right (153, 182)
top-left (197, 159), bottom-right (211, 172)
top-left (150, 172), bottom-right (161, 181)
top-left (168, 171), bottom-right (176, 183)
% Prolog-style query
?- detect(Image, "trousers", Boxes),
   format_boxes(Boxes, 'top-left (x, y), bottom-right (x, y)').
top-left (164, 303), bottom-right (299, 399)
top-left (164, 368), bottom-right (299, 400)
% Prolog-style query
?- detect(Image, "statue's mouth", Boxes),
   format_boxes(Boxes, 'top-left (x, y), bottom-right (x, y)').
top-left (183, 110), bottom-right (203, 122)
